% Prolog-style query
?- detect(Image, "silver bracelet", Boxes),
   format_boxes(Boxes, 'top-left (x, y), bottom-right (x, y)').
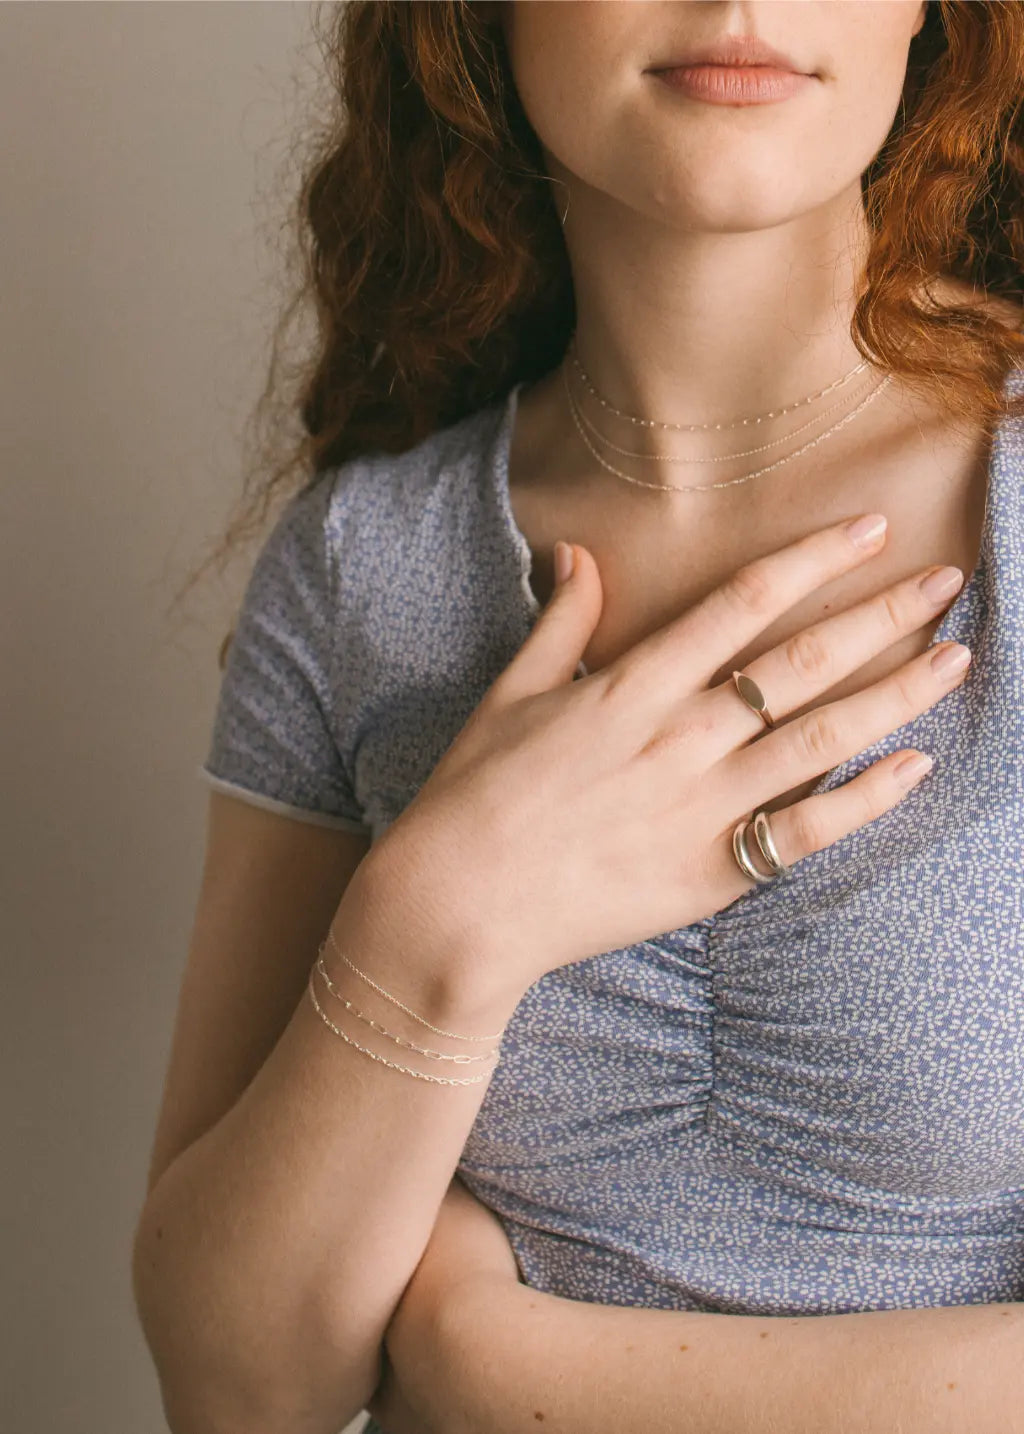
top-left (306, 965), bottom-right (495, 1086)
top-left (323, 927), bottom-right (508, 1042)
top-left (314, 952), bottom-right (499, 1062)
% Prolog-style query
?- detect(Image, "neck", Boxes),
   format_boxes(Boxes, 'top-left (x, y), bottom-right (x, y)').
top-left (561, 169), bottom-right (877, 428)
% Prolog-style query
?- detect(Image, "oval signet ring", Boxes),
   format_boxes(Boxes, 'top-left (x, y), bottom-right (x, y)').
top-left (731, 670), bottom-right (776, 729)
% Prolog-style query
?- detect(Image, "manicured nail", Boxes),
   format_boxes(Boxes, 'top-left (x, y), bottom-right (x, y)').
top-left (846, 513), bottom-right (888, 548)
top-left (931, 642), bottom-right (972, 677)
top-left (553, 539), bottom-right (575, 586)
top-left (894, 752), bottom-right (933, 787)
top-left (919, 566), bottom-right (963, 603)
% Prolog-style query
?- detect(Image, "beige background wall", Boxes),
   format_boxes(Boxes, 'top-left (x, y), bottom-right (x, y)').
top-left (3, 4), bottom-right (366, 1430)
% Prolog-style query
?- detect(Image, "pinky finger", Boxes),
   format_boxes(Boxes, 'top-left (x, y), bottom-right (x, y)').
top-left (764, 748), bottom-right (935, 869)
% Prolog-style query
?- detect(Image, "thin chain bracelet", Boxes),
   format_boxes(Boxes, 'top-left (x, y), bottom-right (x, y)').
top-left (323, 929), bottom-right (507, 1043)
top-left (306, 966), bottom-right (495, 1086)
top-left (314, 953), bottom-right (500, 1063)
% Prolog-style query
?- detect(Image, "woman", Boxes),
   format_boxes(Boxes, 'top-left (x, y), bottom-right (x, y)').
top-left (132, 3), bottom-right (1024, 1432)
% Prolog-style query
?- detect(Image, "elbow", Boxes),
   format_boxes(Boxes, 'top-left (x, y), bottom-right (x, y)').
top-left (131, 1210), bottom-right (249, 1434)
top-left (131, 1204), bottom-right (376, 1434)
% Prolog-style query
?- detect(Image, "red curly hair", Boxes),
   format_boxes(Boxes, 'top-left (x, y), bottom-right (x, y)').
top-left (174, 0), bottom-right (1024, 664)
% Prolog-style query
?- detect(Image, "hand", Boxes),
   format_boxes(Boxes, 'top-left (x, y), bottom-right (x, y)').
top-left (368, 513), bottom-right (970, 1008)
top-left (366, 1179), bottom-right (522, 1433)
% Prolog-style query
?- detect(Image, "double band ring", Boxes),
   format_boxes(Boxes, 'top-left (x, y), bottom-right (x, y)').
top-left (732, 809), bottom-right (791, 884)
top-left (752, 810), bottom-right (790, 876)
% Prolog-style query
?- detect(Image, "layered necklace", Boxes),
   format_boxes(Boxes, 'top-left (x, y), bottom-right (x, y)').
top-left (561, 332), bottom-right (892, 494)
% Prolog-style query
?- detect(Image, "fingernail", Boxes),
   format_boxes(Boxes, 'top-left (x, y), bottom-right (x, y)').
top-left (553, 539), bottom-right (575, 586)
top-left (919, 565), bottom-right (964, 603)
top-left (894, 752), bottom-right (933, 787)
top-left (931, 642), bottom-right (972, 677)
top-left (846, 513), bottom-right (888, 548)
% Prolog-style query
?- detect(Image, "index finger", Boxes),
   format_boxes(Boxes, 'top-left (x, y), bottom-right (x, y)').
top-left (615, 512), bottom-right (889, 695)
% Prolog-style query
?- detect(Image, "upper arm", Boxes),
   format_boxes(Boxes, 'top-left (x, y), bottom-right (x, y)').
top-left (143, 789), bottom-right (371, 1196)
top-left (146, 466), bottom-right (376, 1194)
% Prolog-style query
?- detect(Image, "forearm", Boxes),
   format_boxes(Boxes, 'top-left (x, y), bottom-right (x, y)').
top-left (438, 1280), bottom-right (1024, 1434)
top-left (132, 860), bottom-right (521, 1434)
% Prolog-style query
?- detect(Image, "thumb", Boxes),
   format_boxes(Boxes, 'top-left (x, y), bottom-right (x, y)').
top-left (494, 540), bottom-right (603, 702)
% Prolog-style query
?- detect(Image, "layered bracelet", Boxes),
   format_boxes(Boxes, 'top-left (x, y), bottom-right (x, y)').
top-left (304, 927), bottom-right (508, 1086)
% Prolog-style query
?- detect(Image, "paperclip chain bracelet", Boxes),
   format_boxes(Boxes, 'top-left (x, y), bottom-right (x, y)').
top-left (305, 964), bottom-right (497, 1086)
top-left (323, 928), bottom-right (508, 1043)
top-left (314, 952), bottom-right (500, 1063)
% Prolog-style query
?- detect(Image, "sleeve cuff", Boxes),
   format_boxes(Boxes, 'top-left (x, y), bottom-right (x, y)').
top-left (197, 766), bottom-right (373, 835)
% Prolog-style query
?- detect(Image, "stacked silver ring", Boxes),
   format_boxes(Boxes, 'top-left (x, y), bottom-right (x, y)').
top-left (732, 812), bottom-right (791, 883)
top-left (729, 669), bottom-right (791, 884)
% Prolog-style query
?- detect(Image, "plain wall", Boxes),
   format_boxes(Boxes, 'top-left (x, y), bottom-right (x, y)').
top-left (2, 4), bottom-right (367, 1430)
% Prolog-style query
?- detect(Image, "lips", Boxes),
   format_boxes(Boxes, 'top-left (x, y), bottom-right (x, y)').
top-left (650, 64), bottom-right (813, 106)
top-left (646, 34), bottom-right (810, 76)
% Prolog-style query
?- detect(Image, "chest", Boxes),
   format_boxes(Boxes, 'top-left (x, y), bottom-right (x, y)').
top-left (510, 411), bottom-right (991, 809)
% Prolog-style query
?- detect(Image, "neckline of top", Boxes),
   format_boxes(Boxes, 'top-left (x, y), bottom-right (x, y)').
top-left (491, 377), bottom-right (542, 617)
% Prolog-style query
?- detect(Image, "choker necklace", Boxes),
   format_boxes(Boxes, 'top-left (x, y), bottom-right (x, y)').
top-left (568, 333), bottom-right (869, 430)
top-left (561, 360), bottom-right (892, 494)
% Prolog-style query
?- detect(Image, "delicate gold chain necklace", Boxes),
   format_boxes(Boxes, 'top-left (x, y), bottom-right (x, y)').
top-left (568, 333), bottom-right (869, 430)
top-left (561, 360), bottom-right (893, 494)
top-left (571, 363), bottom-right (880, 464)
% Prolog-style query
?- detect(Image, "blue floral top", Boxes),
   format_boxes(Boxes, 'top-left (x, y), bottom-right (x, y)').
top-left (201, 369), bottom-right (1024, 1352)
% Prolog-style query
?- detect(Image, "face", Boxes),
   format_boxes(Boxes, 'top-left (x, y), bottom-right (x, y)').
top-left (499, 0), bottom-right (929, 233)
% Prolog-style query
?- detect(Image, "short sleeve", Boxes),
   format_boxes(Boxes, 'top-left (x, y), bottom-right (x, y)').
top-left (197, 471), bottom-right (371, 835)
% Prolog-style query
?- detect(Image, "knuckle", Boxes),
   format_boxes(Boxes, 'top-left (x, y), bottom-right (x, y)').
top-left (891, 664), bottom-right (922, 712)
top-left (726, 561), bottom-right (775, 617)
top-left (798, 706), bottom-right (841, 761)
top-left (787, 802), bottom-right (827, 857)
top-left (877, 588), bottom-right (906, 637)
top-left (783, 626), bottom-right (833, 684)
